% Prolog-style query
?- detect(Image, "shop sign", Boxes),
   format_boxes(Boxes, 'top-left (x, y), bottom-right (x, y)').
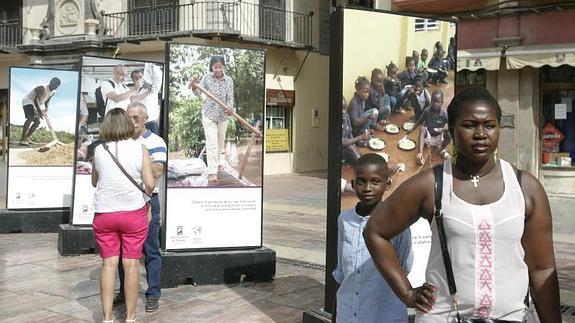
top-left (265, 128), bottom-right (289, 152)
top-left (266, 89), bottom-right (295, 106)
top-left (541, 123), bottom-right (565, 153)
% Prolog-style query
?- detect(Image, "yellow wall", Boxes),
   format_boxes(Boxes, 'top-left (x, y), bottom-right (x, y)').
top-left (0, 56), bottom-right (30, 89)
top-left (292, 51), bottom-right (329, 172)
top-left (342, 9), bottom-right (403, 101)
top-left (342, 9), bottom-right (455, 101)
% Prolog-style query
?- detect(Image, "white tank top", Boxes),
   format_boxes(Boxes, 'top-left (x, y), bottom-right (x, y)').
top-left (93, 139), bottom-right (146, 213)
top-left (22, 85), bottom-right (53, 109)
top-left (416, 159), bottom-right (528, 322)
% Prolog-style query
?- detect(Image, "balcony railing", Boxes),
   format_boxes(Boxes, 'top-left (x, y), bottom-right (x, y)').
top-left (0, 20), bottom-right (22, 48)
top-left (102, 1), bottom-right (313, 48)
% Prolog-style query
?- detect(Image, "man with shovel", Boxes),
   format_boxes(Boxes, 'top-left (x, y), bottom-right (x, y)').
top-left (19, 77), bottom-right (60, 146)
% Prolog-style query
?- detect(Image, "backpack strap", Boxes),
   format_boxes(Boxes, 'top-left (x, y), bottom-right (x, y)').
top-left (104, 80), bottom-right (115, 108)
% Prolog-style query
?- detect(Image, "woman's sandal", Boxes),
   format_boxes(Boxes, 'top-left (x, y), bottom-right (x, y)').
top-left (125, 319), bottom-right (137, 323)
top-left (102, 319), bottom-right (114, 323)
top-left (415, 153), bottom-right (425, 165)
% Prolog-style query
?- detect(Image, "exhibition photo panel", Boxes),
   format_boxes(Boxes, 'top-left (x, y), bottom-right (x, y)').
top-left (165, 43), bottom-right (265, 250)
top-left (7, 67), bottom-right (79, 209)
top-left (71, 56), bottom-right (164, 225)
top-left (338, 8), bottom-right (456, 286)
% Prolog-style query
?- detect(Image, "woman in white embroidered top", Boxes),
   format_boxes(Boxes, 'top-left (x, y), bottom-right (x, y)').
top-left (91, 108), bottom-right (155, 323)
top-left (363, 87), bottom-right (561, 322)
top-left (187, 55), bottom-right (235, 182)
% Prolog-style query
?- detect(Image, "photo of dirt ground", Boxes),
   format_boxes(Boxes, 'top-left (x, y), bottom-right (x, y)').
top-left (8, 125), bottom-right (75, 167)
top-left (9, 143), bottom-right (74, 166)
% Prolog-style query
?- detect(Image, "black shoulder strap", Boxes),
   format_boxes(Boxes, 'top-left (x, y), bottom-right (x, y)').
top-left (433, 164), bottom-right (443, 215)
top-left (433, 163), bottom-right (457, 296)
top-left (104, 80), bottom-right (115, 108)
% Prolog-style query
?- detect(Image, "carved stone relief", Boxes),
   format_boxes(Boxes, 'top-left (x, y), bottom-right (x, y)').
top-left (55, 0), bottom-right (83, 35)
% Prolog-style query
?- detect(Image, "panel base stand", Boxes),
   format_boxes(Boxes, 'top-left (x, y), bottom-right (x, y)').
top-left (57, 224), bottom-right (97, 256)
top-left (160, 247), bottom-right (276, 288)
top-left (302, 309), bottom-right (332, 323)
top-left (0, 208), bottom-right (69, 233)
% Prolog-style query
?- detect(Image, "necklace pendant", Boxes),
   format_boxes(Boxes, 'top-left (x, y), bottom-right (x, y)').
top-left (470, 175), bottom-right (480, 188)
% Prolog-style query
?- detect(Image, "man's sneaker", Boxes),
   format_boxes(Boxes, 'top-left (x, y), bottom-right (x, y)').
top-left (112, 293), bottom-right (125, 306)
top-left (145, 298), bottom-right (159, 312)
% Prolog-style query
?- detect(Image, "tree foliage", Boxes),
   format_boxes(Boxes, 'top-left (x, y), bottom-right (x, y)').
top-left (167, 44), bottom-right (265, 157)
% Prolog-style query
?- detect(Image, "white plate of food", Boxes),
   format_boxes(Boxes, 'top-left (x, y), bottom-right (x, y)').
top-left (376, 152), bottom-right (390, 162)
top-left (384, 124), bottom-right (400, 134)
top-left (403, 122), bottom-right (415, 132)
top-left (368, 138), bottom-right (386, 150)
top-left (427, 67), bottom-right (438, 74)
top-left (398, 138), bottom-right (416, 151)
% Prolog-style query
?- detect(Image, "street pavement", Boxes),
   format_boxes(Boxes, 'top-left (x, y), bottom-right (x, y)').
top-left (0, 171), bottom-right (574, 322)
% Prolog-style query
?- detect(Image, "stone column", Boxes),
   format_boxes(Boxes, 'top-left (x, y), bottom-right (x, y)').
top-left (497, 61), bottom-right (520, 164)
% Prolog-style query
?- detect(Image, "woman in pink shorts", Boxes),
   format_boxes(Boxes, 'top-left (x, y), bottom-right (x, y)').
top-left (92, 108), bottom-right (155, 322)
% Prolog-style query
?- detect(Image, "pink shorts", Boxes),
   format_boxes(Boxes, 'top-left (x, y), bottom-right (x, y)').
top-left (93, 204), bottom-right (149, 259)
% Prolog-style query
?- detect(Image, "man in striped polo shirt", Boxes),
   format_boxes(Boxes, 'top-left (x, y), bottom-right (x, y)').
top-left (115, 102), bottom-right (167, 312)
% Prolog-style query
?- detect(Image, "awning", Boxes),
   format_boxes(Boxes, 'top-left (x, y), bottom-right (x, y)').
top-left (457, 48), bottom-right (502, 71)
top-left (505, 43), bottom-right (575, 69)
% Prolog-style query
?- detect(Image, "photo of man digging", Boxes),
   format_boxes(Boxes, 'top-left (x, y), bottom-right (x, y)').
top-left (8, 67), bottom-right (78, 167)
top-left (19, 77), bottom-right (61, 146)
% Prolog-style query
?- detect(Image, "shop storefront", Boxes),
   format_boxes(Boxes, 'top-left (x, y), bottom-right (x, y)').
top-left (457, 9), bottom-right (575, 196)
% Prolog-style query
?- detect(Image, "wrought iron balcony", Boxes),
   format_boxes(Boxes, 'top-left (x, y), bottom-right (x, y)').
top-left (101, 1), bottom-right (313, 49)
top-left (0, 20), bottom-right (22, 48)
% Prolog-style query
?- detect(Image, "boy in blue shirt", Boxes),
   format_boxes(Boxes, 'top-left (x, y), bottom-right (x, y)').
top-left (332, 153), bottom-right (413, 323)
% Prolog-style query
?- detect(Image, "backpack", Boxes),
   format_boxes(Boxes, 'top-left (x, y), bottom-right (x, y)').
top-left (95, 80), bottom-right (115, 120)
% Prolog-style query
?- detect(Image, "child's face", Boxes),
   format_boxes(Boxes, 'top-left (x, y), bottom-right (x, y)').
top-left (421, 51), bottom-right (428, 61)
top-left (407, 61), bottom-right (416, 73)
top-left (431, 93), bottom-right (443, 112)
top-left (414, 83), bottom-right (423, 94)
top-left (371, 74), bottom-right (384, 92)
top-left (388, 68), bottom-right (397, 77)
top-left (352, 164), bottom-right (387, 206)
top-left (356, 83), bottom-right (370, 101)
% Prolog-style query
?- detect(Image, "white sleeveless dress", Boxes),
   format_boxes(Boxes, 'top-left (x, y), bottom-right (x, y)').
top-left (415, 159), bottom-right (528, 322)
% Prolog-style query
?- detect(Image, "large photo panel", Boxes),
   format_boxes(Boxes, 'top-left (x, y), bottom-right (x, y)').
top-left (165, 43), bottom-right (265, 250)
top-left (338, 8), bottom-right (456, 286)
top-left (7, 67), bottom-right (79, 209)
top-left (71, 56), bottom-right (164, 225)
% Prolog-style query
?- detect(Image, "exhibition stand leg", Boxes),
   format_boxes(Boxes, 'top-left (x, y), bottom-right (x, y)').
top-left (160, 247), bottom-right (276, 288)
top-left (0, 208), bottom-right (69, 233)
top-left (57, 224), bottom-right (97, 256)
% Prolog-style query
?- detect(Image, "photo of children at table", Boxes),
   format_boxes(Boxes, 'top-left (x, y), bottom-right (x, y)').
top-left (428, 49), bottom-right (449, 84)
top-left (397, 57), bottom-right (419, 89)
top-left (399, 79), bottom-right (430, 122)
top-left (348, 76), bottom-right (385, 136)
top-left (366, 68), bottom-right (392, 126)
top-left (342, 96), bottom-right (370, 159)
top-left (407, 89), bottom-right (451, 165)
top-left (383, 62), bottom-right (402, 112)
top-left (340, 36), bottom-right (455, 211)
